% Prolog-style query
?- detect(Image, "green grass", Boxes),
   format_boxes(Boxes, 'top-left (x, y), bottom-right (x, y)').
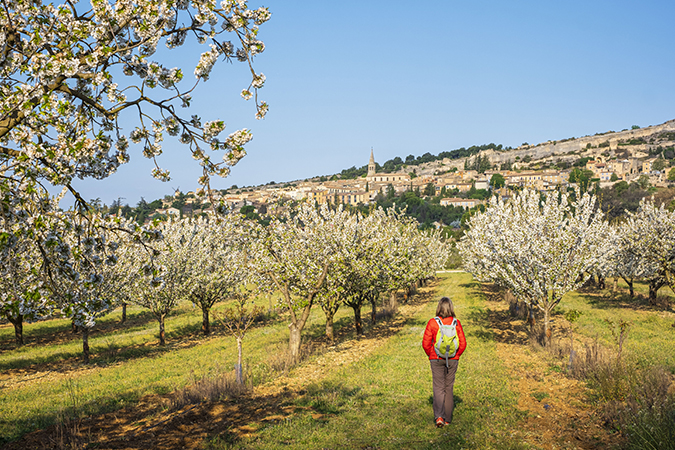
top-left (3, 273), bottom-right (675, 448)
top-left (210, 273), bottom-right (528, 450)
top-left (556, 279), bottom-right (675, 372)
top-left (0, 298), bottom-right (361, 443)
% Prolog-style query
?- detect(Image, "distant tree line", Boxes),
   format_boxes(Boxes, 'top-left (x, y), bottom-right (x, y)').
top-left (339, 143), bottom-right (507, 179)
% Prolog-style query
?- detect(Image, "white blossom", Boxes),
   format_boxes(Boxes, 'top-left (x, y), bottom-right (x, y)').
top-left (459, 188), bottom-right (608, 340)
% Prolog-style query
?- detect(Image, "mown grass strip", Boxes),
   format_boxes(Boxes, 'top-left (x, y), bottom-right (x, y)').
top-left (215, 273), bottom-right (527, 450)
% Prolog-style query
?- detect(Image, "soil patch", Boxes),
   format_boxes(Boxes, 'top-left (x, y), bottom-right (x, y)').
top-left (484, 286), bottom-right (624, 450)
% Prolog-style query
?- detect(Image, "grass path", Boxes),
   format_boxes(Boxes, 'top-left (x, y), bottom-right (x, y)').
top-left (208, 272), bottom-right (527, 449)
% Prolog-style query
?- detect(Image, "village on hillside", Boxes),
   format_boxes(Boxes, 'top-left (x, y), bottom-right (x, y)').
top-left (142, 120), bottom-right (675, 222)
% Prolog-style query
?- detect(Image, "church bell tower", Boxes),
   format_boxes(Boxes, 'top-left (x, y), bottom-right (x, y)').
top-left (368, 148), bottom-right (376, 177)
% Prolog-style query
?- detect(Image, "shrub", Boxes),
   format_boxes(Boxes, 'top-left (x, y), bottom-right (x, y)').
top-left (546, 319), bottom-right (675, 450)
top-left (603, 365), bottom-right (675, 450)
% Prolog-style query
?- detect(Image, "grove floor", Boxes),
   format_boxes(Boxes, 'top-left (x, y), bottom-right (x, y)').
top-left (4, 275), bottom-right (624, 449)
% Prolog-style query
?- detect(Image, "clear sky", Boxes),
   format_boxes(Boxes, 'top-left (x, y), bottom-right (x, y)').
top-left (69, 0), bottom-right (675, 206)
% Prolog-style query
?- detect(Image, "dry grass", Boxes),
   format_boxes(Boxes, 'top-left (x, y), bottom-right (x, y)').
top-left (534, 320), bottom-right (675, 450)
top-left (50, 411), bottom-right (86, 450)
top-left (171, 369), bottom-right (250, 410)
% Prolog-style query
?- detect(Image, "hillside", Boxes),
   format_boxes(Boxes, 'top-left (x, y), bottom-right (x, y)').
top-left (93, 118), bottom-right (675, 227)
top-left (369, 119), bottom-right (675, 179)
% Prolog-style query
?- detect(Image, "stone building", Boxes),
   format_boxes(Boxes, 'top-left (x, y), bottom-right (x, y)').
top-left (366, 149), bottom-right (410, 183)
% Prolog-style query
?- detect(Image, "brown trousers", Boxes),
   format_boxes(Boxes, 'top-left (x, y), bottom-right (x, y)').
top-left (430, 359), bottom-right (459, 423)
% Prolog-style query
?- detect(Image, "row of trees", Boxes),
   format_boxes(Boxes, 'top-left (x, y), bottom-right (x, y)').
top-left (1, 204), bottom-right (448, 366)
top-left (459, 188), bottom-right (675, 343)
top-left (0, 0), bottom-right (273, 361)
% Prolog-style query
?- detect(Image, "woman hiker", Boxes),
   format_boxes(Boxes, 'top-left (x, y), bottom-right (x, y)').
top-left (422, 296), bottom-right (467, 427)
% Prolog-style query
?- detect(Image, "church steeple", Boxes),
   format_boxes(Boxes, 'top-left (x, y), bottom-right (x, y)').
top-left (368, 148), bottom-right (376, 177)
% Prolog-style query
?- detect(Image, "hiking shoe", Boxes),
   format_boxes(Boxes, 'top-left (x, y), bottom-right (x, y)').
top-left (435, 417), bottom-right (445, 428)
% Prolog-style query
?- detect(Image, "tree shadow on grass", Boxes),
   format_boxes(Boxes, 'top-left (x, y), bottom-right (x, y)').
top-left (480, 283), bottom-right (508, 303)
top-left (463, 283), bottom-right (530, 346)
top-left (1, 378), bottom-right (330, 450)
top-left (577, 290), bottom-right (674, 313)
top-left (295, 380), bottom-right (366, 415)
top-left (304, 315), bottom-right (354, 343)
top-left (466, 308), bottom-right (498, 342)
top-left (0, 330), bottom-right (208, 376)
top-left (0, 309), bottom-right (160, 353)
top-left (459, 281), bottom-right (482, 293)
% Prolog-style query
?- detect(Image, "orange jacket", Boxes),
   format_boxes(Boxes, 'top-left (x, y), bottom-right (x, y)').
top-left (422, 316), bottom-right (467, 360)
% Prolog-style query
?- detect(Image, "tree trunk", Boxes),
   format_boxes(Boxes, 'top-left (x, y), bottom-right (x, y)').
top-left (649, 284), bottom-right (657, 303)
top-left (288, 323), bottom-right (302, 368)
top-left (321, 301), bottom-right (339, 342)
top-left (369, 294), bottom-right (377, 325)
top-left (612, 277), bottom-right (618, 292)
top-left (202, 307), bottom-right (210, 335)
top-left (284, 293), bottom-right (315, 369)
top-left (622, 277), bottom-right (635, 297)
top-left (648, 279), bottom-right (664, 304)
top-left (543, 308), bottom-right (551, 347)
top-left (352, 304), bottom-right (363, 335)
top-left (526, 304), bottom-right (536, 331)
top-left (8, 315), bottom-right (23, 346)
top-left (388, 291), bottom-right (398, 310)
top-left (82, 327), bottom-right (90, 364)
top-left (72, 319), bottom-right (79, 334)
top-left (158, 314), bottom-right (166, 345)
top-left (121, 303), bottom-right (127, 323)
top-left (235, 337), bottom-right (243, 384)
top-left (598, 276), bottom-right (606, 290)
top-left (325, 313), bottom-right (335, 342)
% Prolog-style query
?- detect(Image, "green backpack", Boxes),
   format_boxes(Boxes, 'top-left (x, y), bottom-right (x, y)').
top-left (433, 317), bottom-right (458, 367)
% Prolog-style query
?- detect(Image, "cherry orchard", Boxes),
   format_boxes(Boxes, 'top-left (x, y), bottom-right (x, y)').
top-left (459, 188), bottom-right (608, 343)
top-left (251, 204), bottom-right (353, 367)
top-left (0, 0), bottom-right (269, 350)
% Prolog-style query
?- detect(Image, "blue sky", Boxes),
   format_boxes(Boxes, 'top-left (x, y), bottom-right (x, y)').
top-left (70, 0), bottom-right (675, 206)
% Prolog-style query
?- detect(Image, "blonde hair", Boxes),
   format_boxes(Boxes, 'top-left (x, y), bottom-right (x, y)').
top-left (435, 297), bottom-right (455, 318)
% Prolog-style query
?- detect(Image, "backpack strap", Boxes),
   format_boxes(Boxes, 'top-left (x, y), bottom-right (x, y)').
top-left (433, 317), bottom-right (450, 368)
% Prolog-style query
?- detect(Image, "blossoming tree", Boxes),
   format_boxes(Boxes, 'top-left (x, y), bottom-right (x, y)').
top-left (459, 189), bottom-right (608, 343)
top-left (126, 218), bottom-right (202, 345)
top-left (621, 199), bottom-right (675, 302)
top-left (0, 1), bottom-right (270, 318)
top-left (0, 227), bottom-right (54, 346)
top-left (602, 224), bottom-right (647, 297)
top-left (1, 0), bottom-right (269, 193)
top-left (252, 204), bottom-right (351, 365)
top-left (47, 211), bottom-right (152, 362)
top-left (183, 213), bottom-right (252, 335)
top-left (318, 207), bottom-right (448, 337)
